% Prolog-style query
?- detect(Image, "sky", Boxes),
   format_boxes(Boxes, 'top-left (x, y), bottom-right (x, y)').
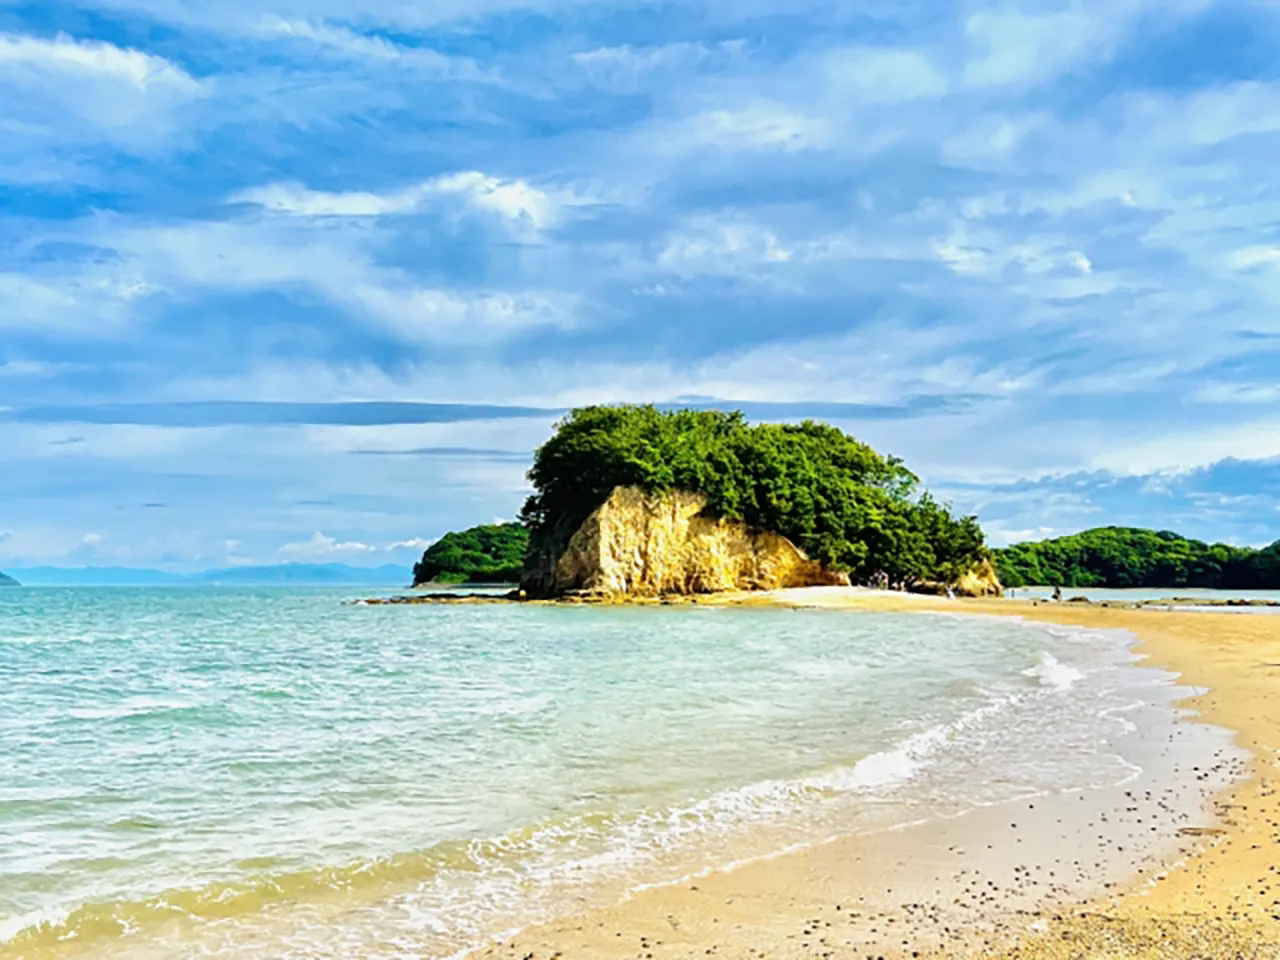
top-left (2, 0), bottom-right (1280, 571)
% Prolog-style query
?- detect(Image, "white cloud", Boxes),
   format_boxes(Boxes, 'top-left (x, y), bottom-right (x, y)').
top-left (0, 31), bottom-right (203, 152)
top-left (88, 217), bottom-right (576, 344)
top-left (351, 286), bottom-right (576, 344)
top-left (80, 532), bottom-right (103, 546)
top-left (388, 537), bottom-right (434, 551)
top-left (658, 220), bottom-right (793, 275)
top-left (232, 172), bottom-right (578, 228)
top-left (0, 32), bottom-right (198, 90)
top-left (695, 104), bottom-right (829, 152)
top-left (964, 7), bottom-right (1104, 88)
top-left (1229, 246), bottom-right (1280, 270)
top-left (571, 40), bottom-right (746, 91)
top-left (1091, 421), bottom-right (1280, 474)
top-left (279, 531), bottom-right (376, 558)
top-left (232, 182), bottom-right (418, 217)
top-left (0, 271), bottom-right (160, 336)
top-left (1194, 383), bottom-right (1280, 404)
top-left (258, 17), bottom-right (481, 78)
top-left (429, 172), bottom-right (565, 227)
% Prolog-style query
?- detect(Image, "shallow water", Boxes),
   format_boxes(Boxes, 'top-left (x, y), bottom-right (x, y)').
top-left (1011, 586), bottom-right (1280, 605)
top-left (0, 588), bottom-right (1233, 958)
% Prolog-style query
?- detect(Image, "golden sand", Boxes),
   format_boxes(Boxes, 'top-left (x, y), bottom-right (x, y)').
top-left (474, 591), bottom-right (1280, 960)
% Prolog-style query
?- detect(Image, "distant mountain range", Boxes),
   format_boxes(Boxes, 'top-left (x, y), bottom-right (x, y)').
top-left (2, 563), bottom-right (413, 587)
top-left (0, 570), bottom-right (18, 587)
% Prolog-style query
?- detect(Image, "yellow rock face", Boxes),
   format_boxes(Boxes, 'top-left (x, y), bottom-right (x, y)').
top-left (954, 558), bottom-right (1004, 597)
top-left (548, 486), bottom-right (849, 598)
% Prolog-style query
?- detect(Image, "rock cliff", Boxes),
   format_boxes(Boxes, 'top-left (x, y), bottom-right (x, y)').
top-left (521, 486), bottom-right (849, 599)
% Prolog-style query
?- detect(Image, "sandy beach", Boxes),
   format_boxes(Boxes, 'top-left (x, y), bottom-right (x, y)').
top-left (474, 590), bottom-right (1280, 959)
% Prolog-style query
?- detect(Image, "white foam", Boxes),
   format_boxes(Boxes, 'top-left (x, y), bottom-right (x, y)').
top-left (807, 693), bottom-right (1021, 793)
top-left (1023, 653), bottom-right (1084, 692)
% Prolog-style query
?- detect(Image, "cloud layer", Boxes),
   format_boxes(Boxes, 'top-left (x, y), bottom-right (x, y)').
top-left (3, 0), bottom-right (1280, 567)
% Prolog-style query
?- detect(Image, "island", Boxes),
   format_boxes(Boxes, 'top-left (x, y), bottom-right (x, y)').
top-left (0, 570), bottom-right (18, 587)
top-left (516, 405), bottom-right (998, 599)
top-left (412, 523), bottom-right (528, 585)
top-left (994, 526), bottom-right (1280, 589)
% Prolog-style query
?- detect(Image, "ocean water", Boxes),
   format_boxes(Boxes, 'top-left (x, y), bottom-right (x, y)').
top-left (0, 588), bottom-right (1229, 959)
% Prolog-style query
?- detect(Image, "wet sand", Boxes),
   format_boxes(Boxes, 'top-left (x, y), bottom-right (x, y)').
top-left (471, 591), bottom-right (1280, 959)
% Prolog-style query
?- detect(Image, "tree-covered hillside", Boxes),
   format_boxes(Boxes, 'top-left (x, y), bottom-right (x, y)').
top-left (994, 527), bottom-right (1280, 589)
top-left (413, 523), bottom-right (529, 585)
top-left (520, 405), bottom-right (987, 586)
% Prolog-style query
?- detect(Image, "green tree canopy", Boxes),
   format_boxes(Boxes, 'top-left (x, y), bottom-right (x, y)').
top-left (993, 527), bottom-right (1280, 589)
top-left (519, 405), bottom-right (987, 586)
top-left (413, 523), bottom-right (529, 585)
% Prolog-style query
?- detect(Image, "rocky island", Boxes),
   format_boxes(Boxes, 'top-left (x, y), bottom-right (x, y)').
top-left (511, 405), bottom-right (998, 600)
top-left (0, 570), bottom-right (18, 587)
top-left (392, 406), bottom-right (1000, 604)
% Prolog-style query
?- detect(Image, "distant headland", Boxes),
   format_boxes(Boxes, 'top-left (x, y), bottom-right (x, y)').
top-left (0, 570), bottom-right (18, 587)
top-left (994, 527), bottom-right (1280, 590)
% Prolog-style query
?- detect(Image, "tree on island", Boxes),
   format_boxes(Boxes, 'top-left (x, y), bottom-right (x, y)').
top-left (412, 523), bottom-right (529, 585)
top-left (519, 405), bottom-right (989, 587)
top-left (993, 527), bottom-right (1280, 589)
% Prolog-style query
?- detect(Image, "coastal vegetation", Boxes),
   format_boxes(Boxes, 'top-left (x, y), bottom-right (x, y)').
top-left (994, 527), bottom-right (1280, 589)
top-left (519, 405), bottom-right (988, 588)
top-left (412, 523), bottom-right (529, 585)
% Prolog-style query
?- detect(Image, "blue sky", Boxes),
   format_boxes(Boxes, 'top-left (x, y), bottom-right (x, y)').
top-left (2, 0), bottom-right (1280, 570)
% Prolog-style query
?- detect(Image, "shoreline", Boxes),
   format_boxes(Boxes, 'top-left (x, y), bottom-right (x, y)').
top-left (464, 590), bottom-right (1280, 958)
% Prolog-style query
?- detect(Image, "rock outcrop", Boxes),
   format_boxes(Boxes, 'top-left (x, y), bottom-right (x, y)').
top-left (953, 558), bottom-right (1003, 597)
top-left (522, 486), bottom-right (849, 599)
top-left (909, 558), bottom-right (1004, 598)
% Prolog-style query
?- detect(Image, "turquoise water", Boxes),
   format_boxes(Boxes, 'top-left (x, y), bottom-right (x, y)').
top-left (0, 588), bottom-right (1223, 958)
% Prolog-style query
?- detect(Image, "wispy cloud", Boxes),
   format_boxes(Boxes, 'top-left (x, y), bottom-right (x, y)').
top-left (257, 16), bottom-right (484, 78)
top-left (0, 32), bottom-right (199, 90)
top-left (232, 172), bottom-right (584, 229)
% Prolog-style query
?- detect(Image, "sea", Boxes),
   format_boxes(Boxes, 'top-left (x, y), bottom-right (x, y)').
top-left (0, 587), bottom-right (1237, 959)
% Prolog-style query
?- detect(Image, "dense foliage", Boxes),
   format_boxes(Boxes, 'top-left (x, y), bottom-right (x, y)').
top-left (520, 405), bottom-right (987, 585)
top-left (413, 523), bottom-right (529, 585)
top-left (994, 527), bottom-right (1280, 589)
